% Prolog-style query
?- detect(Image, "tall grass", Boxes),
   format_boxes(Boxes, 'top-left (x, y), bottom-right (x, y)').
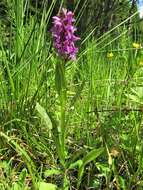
top-left (0, 0), bottom-right (143, 189)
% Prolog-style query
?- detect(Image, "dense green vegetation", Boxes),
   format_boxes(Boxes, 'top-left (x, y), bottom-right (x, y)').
top-left (0, 0), bottom-right (143, 189)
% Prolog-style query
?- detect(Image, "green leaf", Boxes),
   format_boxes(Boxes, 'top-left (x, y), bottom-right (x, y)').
top-left (15, 168), bottom-right (27, 189)
top-left (12, 183), bottom-right (20, 190)
top-left (82, 148), bottom-right (104, 166)
top-left (19, 168), bottom-right (27, 184)
top-left (119, 176), bottom-right (126, 190)
top-left (96, 163), bottom-right (110, 175)
top-left (69, 160), bottom-right (83, 169)
top-left (77, 148), bottom-right (104, 189)
top-left (36, 102), bottom-right (52, 130)
top-left (44, 169), bottom-right (61, 178)
top-left (63, 174), bottom-right (70, 190)
top-left (39, 182), bottom-right (57, 190)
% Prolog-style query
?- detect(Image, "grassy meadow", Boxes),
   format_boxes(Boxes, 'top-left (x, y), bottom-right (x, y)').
top-left (0, 1), bottom-right (143, 189)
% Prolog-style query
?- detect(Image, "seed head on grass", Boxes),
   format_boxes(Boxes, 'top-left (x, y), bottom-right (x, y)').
top-left (51, 8), bottom-right (80, 61)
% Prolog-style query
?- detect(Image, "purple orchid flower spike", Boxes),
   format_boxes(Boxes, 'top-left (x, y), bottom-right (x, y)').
top-left (51, 8), bottom-right (80, 61)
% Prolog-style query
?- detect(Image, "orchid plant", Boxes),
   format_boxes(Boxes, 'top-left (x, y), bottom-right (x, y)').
top-left (51, 8), bottom-right (80, 188)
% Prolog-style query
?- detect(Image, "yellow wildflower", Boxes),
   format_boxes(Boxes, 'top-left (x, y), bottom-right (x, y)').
top-left (107, 52), bottom-right (114, 59)
top-left (139, 60), bottom-right (143, 66)
top-left (132, 42), bottom-right (141, 49)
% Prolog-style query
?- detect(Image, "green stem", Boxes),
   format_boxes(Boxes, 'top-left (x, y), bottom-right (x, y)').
top-left (55, 60), bottom-right (67, 166)
top-left (60, 85), bottom-right (67, 165)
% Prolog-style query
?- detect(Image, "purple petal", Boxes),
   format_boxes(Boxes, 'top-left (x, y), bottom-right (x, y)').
top-left (51, 8), bottom-right (80, 61)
